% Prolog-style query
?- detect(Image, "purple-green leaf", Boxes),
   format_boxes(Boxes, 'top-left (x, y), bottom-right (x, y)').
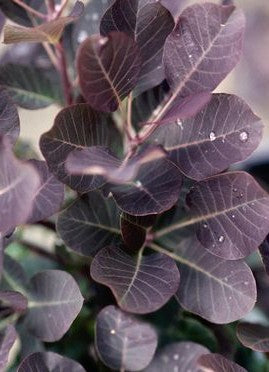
top-left (0, 136), bottom-right (40, 234)
top-left (0, 89), bottom-right (20, 145)
top-left (77, 32), bottom-right (141, 112)
top-left (95, 305), bottom-right (157, 371)
top-left (57, 192), bottom-right (121, 257)
top-left (197, 353), bottom-right (247, 372)
top-left (91, 245), bottom-right (180, 313)
top-left (40, 104), bottom-right (120, 192)
top-left (18, 351), bottom-right (86, 372)
top-left (145, 341), bottom-right (209, 372)
top-left (0, 325), bottom-right (17, 371)
top-left (149, 94), bottom-right (263, 180)
top-left (24, 270), bottom-right (84, 342)
top-left (110, 158), bottom-right (182, 215)
top-left (100, 0), bottom-right (174, 95)
top-left (153, 237), bottom-right (256, 323)
top-left (236, 322), bottom-right (269, 352)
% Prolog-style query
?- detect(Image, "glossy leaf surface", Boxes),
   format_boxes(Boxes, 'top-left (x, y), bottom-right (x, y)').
top-left (91, 246), bottom-right (180, 313)
top-left (145, 341), bottom-right (209, 372)
top-left (57, 192), bottom-right (121, 257)
top-left (100, 0), bottom-right (174, 95)
top-left (0, 89), bottom-right (20, 145)
top-left (24, 270), bottom-right (84, 342)
top-left (0, 137), bottom-right (40, 234)
top-left (149, 94), bottom-right (263, 180)
top-left (95, 305), bottom-right (157, 371)
top-left (77, 32), bottom-right (141, 112)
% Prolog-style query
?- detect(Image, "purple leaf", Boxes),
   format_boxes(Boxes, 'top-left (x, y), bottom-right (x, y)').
top-left (236, 322), bottom-right (269, 352)
top-left (24, 270), bottom-right (84, 342)
top-left (27, 160), bottom-right (64, 224)
top-left (95, 305), bottom-right (157, 370)
top-left (40, 104), bottom-right (120, 193)
top-left (197, 353), bottom-right (247, 372)
top-left (18, 351), bottom-right (86, 372)
top-left (57, 192), bottom-right (121, 257)
top-left (100, 0), bottom-right (174, 95)
top-left (149, 94), bottom-right (263, 180)
top-left (0, 290), bottom-right (28, 314)
top-left (164, 3), bottom-right (245, 98)
top-left (153, 237), bottom-right (256, 323)
top-left (156, 172), bottom-right (269, 260)
top-left (110, 158), bottom-right (182, 215)
top-left (120, 213), bottom-right (156, 252)
top-left (0, 325), bottom-right (17, 371)
top-left (0, 0), bottom-right (43, 27)
top-left (145, 341), bottom-right (209, 372)
top-left (0, 89), bottom-right (20, 145)
top-left (77, 32), bottom-right (141, 112)
top-left (160, 0), bottom-right (188, 19)
top-left (91, 245), bottom-right (180, 313)
top-left (0, 136), bottom-right (40, 234)
top-left (66, 145), bottom-right (166, 184)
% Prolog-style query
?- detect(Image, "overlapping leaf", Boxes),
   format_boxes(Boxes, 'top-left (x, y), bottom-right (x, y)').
top-left (4, 1), bottom-right (84, 44)
top-left (95, 305), bottom-right (157, 371)
top-left (161, 0), bottom-right (188, 19)
top-left (156, 172), bottom-right (269, 260)
top-left (145, 341), bottom-right (209, 372)
top-left (149, 94), bottom-right (263, 180)
top-left (57, 192), bottom-right (121, 257)
top-left (151, 237), bottom-right (256, 323)
top-left (0, 64), bottom-right (63, 109)
top-left (0, 325), bottom-right (17, 371)
top-left (40, 103), bottom-right (120, 192)
top-left (0, 290), bottom-right (28, 314)
top-left (27, 160), bottom-right (64, 224)
top-left (24, 270), bottom-right (84, 342)
top-left (91, 245), bottom-right (180, 313)
top-left (18, 351), bottom-right (86, 372)
top-left (0, 89), bottom-right (20, 145)
top-left (198, 353), bottom-right (247, 372)
top-left (77, 32), bottom-right (141, 112)
top-left (237, 323), bottom-right (269, 352)
top-left (100, 0), bottom-right (174, 95)
top-left (110, 158), bottom-right (182, 215)
top-left (0, 0), bottom-right (43, 26)
top-left (0, 136), bottom-right (40, 234)
top-left (66, 145), bottom-right (165, 184)
top-left (1, 254), bottom-right (27, 294)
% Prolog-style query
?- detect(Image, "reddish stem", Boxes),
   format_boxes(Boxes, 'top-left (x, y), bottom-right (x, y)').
top-left (56, 43), bottom-right (73, 106)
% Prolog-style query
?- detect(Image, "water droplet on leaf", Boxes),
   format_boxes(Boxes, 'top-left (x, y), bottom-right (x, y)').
top-left (239, 131), bottom-right (248, 142)
top-left (218, 235), bottom-right (225, 243)
top-left (209, 131), bottom-right (216, 141)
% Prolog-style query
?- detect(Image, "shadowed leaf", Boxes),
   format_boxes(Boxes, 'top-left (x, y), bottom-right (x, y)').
top-left (77, 32), bottom-right (141, 112)
top-left (1, 254), bottom-right (27, 294)
top-left (95, 305), bottom-right (157, 371)
top-left (40, 104), bottom-right (120, 192)
top-left (66, 145), bottom-right (166, 184)
top-left (0, 325), bottom-right (17, 371)
top-left (161, 0), bottom-right (188, 18)
top-left (24, 270), bottom-right (84, 342)
top-left (91, 245), bottom-right (180, 313)
top-left (27, 160), bottom-right (64, 224)
top-left (149, 94), bottom-right (263, 180)
top-left (110, 158), bottom-right (182, 215)
top-left (198, 353), bottom-right (247, 372)
top-left (18, 351), bottom-right (86, 372)
top-left (57, 192), bottom-right (121, 257)
top-left (4, 1), bottom-right (84, 44)
top-left (0, 64), bottom-right (63, 109)
top-left (0, 0), bottom-right (43, 26)
top-left (151, 238), bottom-right (256, 323)
top-left (145, 341), bottom-right (209, 372)
top-left (0, 89), bottom-right (20, 145)
top-left (0, 136), bottom-right (40, 234)
top-left (100, 0), bottom-right (174, 95)
top-left (237, 322), bottom-right (269, 352)
top-left (156, 172), bottom-right (269, 260)
top-left (259, 235), bottom-right (269, 275)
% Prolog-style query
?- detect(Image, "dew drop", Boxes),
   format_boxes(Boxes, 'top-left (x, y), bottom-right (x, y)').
top-left (77, 30), bottom-right (88, 43)
top-left (231, 214), bottom-right (235, 219)
top-left (218, 235), bottom-right (225, 243)
top-left (220, 23), bottom-right (225, 27)
top-left (188, 54), bottom-right (192, 59)
top-left (176, 119), bottom-right (183, 129)
top-left (110, 329), bottom-right (116, 334)
top-left (173, 354), bottom-right (179, 360)
top-left (209, 131), bottom-right (216, 141)
top-left (203, 223), bottom-right (208, 228)
top-left (244, 281), bottom-right (249, 286)
top-left (239, 131), bottom-right (248, 142)
top-left (99, 37), bottom-right (108, 46)
top-left (233, 188), bottom-right (238, 193)
top-left (135, 180), bottom-right (142, 187)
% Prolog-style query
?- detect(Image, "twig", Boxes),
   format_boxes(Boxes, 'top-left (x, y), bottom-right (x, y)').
top-left (56, 42), bottom-right (73, 105)
top-left (12, 0), bottom-right (47, 20)
top-left (55, 0), bottom-right (69, 18)
top-left (42, 42), bottom-right (59, 71)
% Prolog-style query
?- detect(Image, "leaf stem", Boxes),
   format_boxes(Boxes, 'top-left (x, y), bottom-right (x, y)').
top-left (56, 42), bottom-right (73, 106)
top-left (12, 0), bottom-right (47, 20)
top-left (55, 0), bottom-right (69, 18)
